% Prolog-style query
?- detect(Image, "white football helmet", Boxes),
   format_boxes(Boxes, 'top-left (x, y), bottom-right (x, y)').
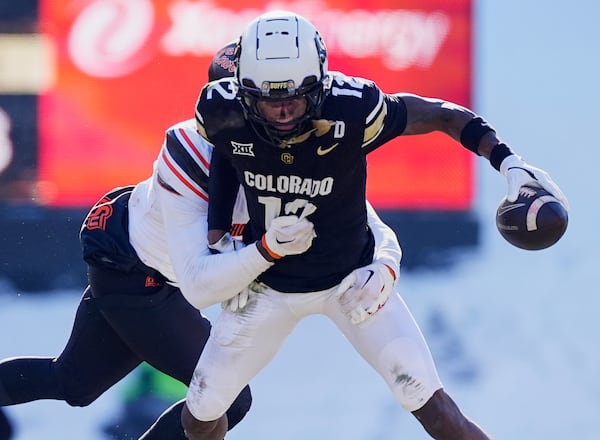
top-left (235, 10), bottom-right (331, 145)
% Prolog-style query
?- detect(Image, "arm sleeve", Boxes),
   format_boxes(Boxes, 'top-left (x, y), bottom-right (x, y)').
top-left (352, 78), bottom-right (408, 154)
top-left (366, 201), bottom-right (402, 279)
top-left (153, 127), bottom-right (271, 309)
top-left (155, 181), bottom-right (273, 310)
top-left (207, 147), bottom-right (240, 231)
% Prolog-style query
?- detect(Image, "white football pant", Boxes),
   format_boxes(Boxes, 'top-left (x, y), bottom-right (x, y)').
top-left (186, 283), bottom-right (443, 421)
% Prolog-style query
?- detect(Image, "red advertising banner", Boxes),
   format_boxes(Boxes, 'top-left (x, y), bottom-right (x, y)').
top-left (38, 0), bottom-right (472, 209)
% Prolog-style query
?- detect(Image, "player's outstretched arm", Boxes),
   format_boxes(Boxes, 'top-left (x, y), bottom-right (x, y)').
top-left (399, 93), bottom-right (569, 209)
top-left (166, 207), bottom-right (315, 310)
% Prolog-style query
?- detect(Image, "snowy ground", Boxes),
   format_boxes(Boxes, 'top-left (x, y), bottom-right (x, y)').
top-left (1, 1), bottom-right (599, 439)
top-left (0, 189), bottom-right (598, 438)
top-left (0, 222), bottom-right (597, 439)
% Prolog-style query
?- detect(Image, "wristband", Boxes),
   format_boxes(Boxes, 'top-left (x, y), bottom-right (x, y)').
top-left (489, 143), bottom-right (515, 171)
top-left (460, 116), bottom-right (495, 155)
top-left (257, 236), bottom-right (281, 261)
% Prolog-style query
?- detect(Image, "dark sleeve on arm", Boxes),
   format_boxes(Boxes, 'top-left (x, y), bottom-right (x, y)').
top-left (381, 94), bottom-right (408, 138)
top-left (361, 91), bottom-right (408, 154)
top-left (207, 147), bottom-right (240, 231)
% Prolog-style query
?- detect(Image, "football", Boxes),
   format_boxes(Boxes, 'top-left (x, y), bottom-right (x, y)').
top-left (496, 185), bottom-right (568, 250)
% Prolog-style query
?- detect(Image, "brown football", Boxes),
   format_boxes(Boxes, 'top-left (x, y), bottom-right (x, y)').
top-left (496, 185), bottom-right (568, 250)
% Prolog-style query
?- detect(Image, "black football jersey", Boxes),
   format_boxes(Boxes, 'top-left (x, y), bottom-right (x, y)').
top-left (196, 72), bottom-right (408, 292)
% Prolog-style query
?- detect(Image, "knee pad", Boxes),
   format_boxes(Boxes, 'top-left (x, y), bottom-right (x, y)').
top-left (186, 373), bottom-right (239, 422)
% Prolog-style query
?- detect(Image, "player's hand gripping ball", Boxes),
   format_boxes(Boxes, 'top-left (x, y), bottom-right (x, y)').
top-left (496, 185), bottom-right (568, 250)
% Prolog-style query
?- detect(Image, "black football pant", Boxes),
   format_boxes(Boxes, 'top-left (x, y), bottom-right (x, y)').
top-left (0, 265), bottom-right (251, 437)
top-left (0, 408), bottom-right (12, 440)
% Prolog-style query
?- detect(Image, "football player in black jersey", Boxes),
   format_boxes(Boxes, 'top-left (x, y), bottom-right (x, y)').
top-left (184, 10), bottom-right (569, 440)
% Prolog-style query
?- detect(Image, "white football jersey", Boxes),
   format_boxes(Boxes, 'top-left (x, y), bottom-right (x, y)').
top-left (128, 119), bottom-right (267, 310)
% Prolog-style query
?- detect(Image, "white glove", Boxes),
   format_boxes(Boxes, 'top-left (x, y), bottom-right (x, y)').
top-left (261, 215), bottom-right (316, 259)
top-left (500, 155), bottom-right (570, 209)
top-left (221, 286), bottom-right (255, 312)
top-left (207, 232), bottom-right (245, 253)
top-left (334, 261), bottom-right (396, 325)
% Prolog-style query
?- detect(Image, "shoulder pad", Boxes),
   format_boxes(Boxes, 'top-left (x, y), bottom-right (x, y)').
top-left (196, 80), bottom-right (245, 141)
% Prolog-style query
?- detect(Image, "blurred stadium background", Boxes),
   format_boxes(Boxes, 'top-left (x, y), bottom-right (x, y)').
top-left (1, 0), bottom-right (479, 292)
top-left (1, 1), bottom-right (598, 439)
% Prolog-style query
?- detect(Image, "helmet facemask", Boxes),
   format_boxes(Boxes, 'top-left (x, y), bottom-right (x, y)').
top-left (235, 11), bottom-right (331, 147)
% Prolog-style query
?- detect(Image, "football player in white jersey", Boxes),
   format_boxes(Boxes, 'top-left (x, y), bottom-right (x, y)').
top-left (184, 10), bottom-right (569, 439)
top-left (0, 44), bottom-right (256, 439)
top-left (0, 42), bottom-right (401, 438)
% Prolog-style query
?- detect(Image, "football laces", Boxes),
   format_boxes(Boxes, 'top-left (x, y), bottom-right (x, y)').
top-left (518, 186), bottom-right (537, 198)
